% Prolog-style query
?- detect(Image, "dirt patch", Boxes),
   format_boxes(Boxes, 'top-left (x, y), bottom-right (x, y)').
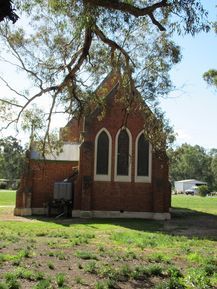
top-left (0, 207), bottom-right (216, 289)
top-left (165, 208), bottom-right (217, 239)
top-left (0, 207), bottom-right (35, 222)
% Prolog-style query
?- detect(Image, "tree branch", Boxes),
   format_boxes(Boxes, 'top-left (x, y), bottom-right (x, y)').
top-left (0, 76), bottom-right (29, 100)
top-left (42, 93), bottom-right (57, 157)
top-left (0, 26), bottom-right (44, 89)
top-left (93, 24), bottom-right (135, 68)
top-left (59, 27), bottom-right (93, 91)
top-left (84, 0), bottom-right (168, 30)
top-left (0, 27), bottom-right (93, 132)
top-left (149, 12), bottom-right (166, 31)
top-left (66, 48), bottom-right (83, 71)
top-left (0, 98), bottom-right (22, 108)
top-left (16, 85), bottom-right (59, 124)
top-left (0, 0), bottom-right (19, 23)
top-left (93, 24), bottom-right (137, 101)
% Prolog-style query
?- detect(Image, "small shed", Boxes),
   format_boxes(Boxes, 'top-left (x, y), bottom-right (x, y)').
top-left (174, 179), bottom-right (207, 193)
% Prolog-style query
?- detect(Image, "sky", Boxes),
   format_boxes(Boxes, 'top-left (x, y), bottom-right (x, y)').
top-left (160, 1), bottom-right (217, 150)
top-left (0, 1), bottom-right (216, 150)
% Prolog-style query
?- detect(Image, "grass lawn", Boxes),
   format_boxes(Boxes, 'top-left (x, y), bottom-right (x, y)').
top-left (172, 195), bottom-right (217, 215)
top-left (0, 190), bottom-right (16, 206)
top-left (0, 195), bottom-right (216, 288)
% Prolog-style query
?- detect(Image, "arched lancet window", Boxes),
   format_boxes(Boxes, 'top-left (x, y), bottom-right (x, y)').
top-left (96, 131), bottom-right (109, 175)
top-left (94, 129), bottom-right (111, 181)
top-left (117, 130), bottom-right (129, 176)
top-left (135, 132), bottom-right (152, 183)
top-left (137, 134), bottom-right (149, 176)
top-left (115, 128), bottom-right (132, 182)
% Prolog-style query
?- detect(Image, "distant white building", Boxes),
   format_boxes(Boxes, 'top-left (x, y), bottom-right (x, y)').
top-left (174, 179), bottom-right (207, 194)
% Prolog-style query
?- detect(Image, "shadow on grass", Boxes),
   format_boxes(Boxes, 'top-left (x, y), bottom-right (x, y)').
top-left (23, 207), bottom-right (217, 241)
top-left (1, 205), bottom-right (216, 240)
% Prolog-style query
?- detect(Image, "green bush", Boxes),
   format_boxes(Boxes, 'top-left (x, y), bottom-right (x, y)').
top-left (0, 181), bottom-right (7, 189)
top-left (0, 282), bottom-right (8, 289)
top-left (11, 181), bottom-right (20, 190)
top-left (0, 179), bottom-right (20, 190)
top-left (56, 273), bottom-right (65, 287)
top-left (197, 185), bottom-right (209, 197)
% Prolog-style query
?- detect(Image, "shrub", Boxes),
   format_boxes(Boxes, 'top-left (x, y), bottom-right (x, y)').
top-left (197, 185), bottom-right (209, 197)
top-left (33, 279), bottom-right (52, 289)
top-left (56, 273), bottom-right (66, 287)
top-left (95, 279), bottom-right (117, 289)
top-left (47, 261), bottom-right (55, 270)
top-left (0, 181), bottom-right (7, 189)
top-left (5, 274), bottom-right (21, 289)
top-left (0, 179), bottom-right (20, 190)
top-left (84, 261), bottom-right (97, 274)
top-left (0, 282), bottom-right (8, 289)
top-left (75, 251), bottom-right (98, 260)
top-left (185, 268), bottom-right (212, 289)
top-left (155, 277), bottom-right (185, 289)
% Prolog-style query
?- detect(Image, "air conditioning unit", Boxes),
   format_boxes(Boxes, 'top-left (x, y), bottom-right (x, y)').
top-left (53, 182), bottom-right (72, 201)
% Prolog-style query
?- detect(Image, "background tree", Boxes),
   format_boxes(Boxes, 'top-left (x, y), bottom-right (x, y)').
top-left (168, 143), bottom-right (214, 190)
top-left (203, 69), bottom-right (217, 89)
top-left (21, 107), bottom-right (64, 157)
top-left (0, 136), bottom-right (25, 179)
top-left (0, 1), bottom-right (210, 151)
top-left (203, 19), bottom-right (216, 89)
top-left (210, 148), bottom-right (217, 190)
top-left (197, 185), bottom-right (209, 197)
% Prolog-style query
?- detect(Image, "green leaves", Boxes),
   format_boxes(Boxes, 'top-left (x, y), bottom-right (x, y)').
top-left (7, 29), bottom-right (27, 47)
top-left (0, 136), bottom-right (25, 180)
top-left (0, 0), bottom-right (211, 149)
top-left (203, 69), bottom-right (217, 88)
top-left (168, 144), bottom-right (217, 190)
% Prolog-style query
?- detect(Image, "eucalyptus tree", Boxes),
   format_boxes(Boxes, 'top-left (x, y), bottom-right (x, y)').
top-left (21, 108), bottom-right (63, 156)
top-left (0, 136), bottom-right (25, 179)
top-left (210, 149), bottom-right (217, 190)
top-left (203, 19), bottom-right (217, 89)
top-left (203, 69), bottom-right (217, 89)
top-left (168, 144), bottom-right (214, 189)
top-left (0, 0), bottom-right (210, 151)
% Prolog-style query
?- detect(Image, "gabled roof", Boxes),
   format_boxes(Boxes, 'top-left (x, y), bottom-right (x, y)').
top-left (86, 70), bottom-right (154, 119)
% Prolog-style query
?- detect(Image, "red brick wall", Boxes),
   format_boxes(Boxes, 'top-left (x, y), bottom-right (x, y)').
top-left (91, 182), bottom-right (153, 211)
top-left (17, 72), bottom-right (171, 215)
top-left (30, 160), bottom-right (78, 207)
top-left (60, 118), bottom-right (84, 142)
top-left (75, 80), bottom-right (171, 213)
top-left (152, 157), bottom-right (170, 213)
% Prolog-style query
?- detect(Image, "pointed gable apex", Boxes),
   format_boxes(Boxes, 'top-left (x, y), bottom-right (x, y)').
top-left (95, 69), bottom-right (120, 101)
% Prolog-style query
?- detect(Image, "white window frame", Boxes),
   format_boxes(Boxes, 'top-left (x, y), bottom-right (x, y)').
top-left (135, 130), bottom-right (152, 183)
top-left (114, 127), bottom-right (132, 182)
top-left (94, 128), bottom-right (112, 181)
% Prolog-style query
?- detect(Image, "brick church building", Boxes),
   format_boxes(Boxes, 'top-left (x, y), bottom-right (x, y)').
top-left (15, 72), bottom-right (171, 220)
